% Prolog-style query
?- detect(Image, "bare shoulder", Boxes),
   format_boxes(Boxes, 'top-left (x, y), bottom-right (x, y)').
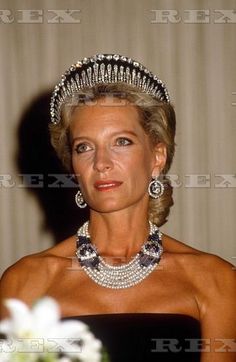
top-left (163, 233), bottom-right (235, 270)
top-left (0, 235), bottom-right (76, 316)
top-left (163, 233), bottom-right (235, 275)
top-left (163, 234), bottom-right (236, 314)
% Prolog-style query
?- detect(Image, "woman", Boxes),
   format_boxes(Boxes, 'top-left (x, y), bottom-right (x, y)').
top-left (0, 54), bottom-right (235, 361)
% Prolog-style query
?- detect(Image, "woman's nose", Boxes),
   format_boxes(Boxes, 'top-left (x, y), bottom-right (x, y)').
top-left (93, 147), bottom-right (113, 172)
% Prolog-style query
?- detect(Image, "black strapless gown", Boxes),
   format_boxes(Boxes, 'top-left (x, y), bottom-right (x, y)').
top-left (64, 313), bottom-right (201, 361)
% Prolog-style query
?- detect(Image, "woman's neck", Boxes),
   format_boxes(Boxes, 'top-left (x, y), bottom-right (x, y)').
top-left (88, 208), bottom-right (151, 259)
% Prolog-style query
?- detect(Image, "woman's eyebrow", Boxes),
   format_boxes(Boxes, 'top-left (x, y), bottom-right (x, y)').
top-left (108, 130), bottom-right (139, 137)
top-left (72, 130), bottom-right (139, 145)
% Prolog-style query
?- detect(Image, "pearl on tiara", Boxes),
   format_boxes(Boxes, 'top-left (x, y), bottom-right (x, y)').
top-left (50, 54), bottom-right (170, 125)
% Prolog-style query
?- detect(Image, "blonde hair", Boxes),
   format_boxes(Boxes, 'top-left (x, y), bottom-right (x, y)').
top-left (49, 83), bottom-right (176, 226)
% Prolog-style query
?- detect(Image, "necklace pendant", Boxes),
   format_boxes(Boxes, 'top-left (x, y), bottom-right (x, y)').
top-left (76, 241), bottom-right (100, 269)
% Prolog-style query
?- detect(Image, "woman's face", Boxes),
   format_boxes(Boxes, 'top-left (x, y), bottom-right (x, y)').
top-left (70, 97), bottom-right (166, 214)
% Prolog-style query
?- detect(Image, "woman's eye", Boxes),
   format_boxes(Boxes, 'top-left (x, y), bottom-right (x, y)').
top-left (75, 143), bottom-right (91, 154)
top-left (116, 138), bottom-right (133, 146)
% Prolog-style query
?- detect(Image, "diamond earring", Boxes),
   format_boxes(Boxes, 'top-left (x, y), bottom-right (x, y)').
top-left (148, 177), bottom-right (164, 199)
top-left (75, 189), bottom-right (87, 208)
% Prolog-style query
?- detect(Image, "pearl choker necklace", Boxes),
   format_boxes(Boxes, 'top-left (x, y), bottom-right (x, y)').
top-left (76, 221), bottom-right (163, 289)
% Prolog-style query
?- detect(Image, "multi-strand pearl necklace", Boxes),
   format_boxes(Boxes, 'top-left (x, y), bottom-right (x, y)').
top-left (76, 221), bottom-right (163, 289)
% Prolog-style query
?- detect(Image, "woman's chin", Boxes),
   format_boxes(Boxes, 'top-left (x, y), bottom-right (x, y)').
top-left (88, 196), bottom-right (148, 215)
top-left (90, 202), bottom-right (126, 214)
top-left (88, 196), bottom-right (130, 214)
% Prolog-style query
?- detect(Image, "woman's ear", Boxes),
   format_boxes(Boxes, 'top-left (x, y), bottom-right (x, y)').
top-left (152, 143), bottom-right (167, 176)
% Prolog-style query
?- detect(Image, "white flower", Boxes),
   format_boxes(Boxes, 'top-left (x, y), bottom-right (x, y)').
top-left (0, 297), bottom-right (103, 362)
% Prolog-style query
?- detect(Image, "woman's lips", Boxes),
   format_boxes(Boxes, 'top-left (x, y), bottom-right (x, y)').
top-left (94, 180), bottom-right (123, 191)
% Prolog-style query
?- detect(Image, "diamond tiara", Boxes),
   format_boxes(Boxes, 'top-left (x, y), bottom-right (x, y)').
top-left (50, 54), bottom-right (170, 124)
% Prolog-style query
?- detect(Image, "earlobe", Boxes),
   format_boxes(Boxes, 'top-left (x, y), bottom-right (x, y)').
top-left (152, 143), bottom-right (167, 176)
